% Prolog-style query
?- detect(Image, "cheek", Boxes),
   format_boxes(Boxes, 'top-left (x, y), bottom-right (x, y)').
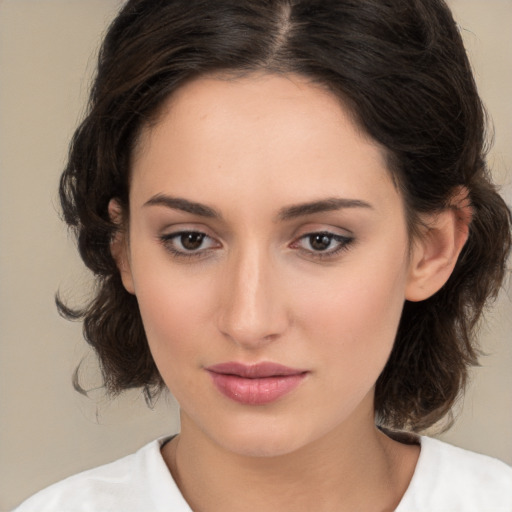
top-left (288, 261), bottom-right (407, 425)
top-left (292, 251), bottom-right (408, 374)
top-left (130, 257), bottom-right (220, 387)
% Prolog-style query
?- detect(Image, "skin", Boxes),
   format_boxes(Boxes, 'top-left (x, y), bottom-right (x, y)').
top-left (111, 72), bottom-right (469, 511)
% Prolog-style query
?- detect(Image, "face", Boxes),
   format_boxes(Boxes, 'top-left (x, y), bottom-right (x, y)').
top-left (119, 73), bottom-right (416, 457)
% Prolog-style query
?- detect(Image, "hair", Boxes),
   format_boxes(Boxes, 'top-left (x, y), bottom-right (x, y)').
top-left (58, 0), bottom-right (511, 432)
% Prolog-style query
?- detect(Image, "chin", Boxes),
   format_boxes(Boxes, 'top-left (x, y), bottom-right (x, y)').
top-left (203, 414), bottom-right (325, 459)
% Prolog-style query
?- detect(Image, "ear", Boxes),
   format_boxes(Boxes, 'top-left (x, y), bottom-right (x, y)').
top-left (108, 199), bottom-right (135, 295)
top-left (405, 187), bottom-right (472, 302)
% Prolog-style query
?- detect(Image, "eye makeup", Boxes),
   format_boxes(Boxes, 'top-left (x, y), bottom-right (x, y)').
top-left (158, 230), bottom-right (221, 261)
top-left (290, 231), bottom-right (355, 261)
top-left (158, 228), bottom-right (355, 263)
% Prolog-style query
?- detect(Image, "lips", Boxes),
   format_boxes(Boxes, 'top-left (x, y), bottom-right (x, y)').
top-left (205, 362), bottom-right (308, 405)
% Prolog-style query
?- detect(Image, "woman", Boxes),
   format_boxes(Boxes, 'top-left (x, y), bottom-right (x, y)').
top-left (16, 0), bottom-right (512, 510)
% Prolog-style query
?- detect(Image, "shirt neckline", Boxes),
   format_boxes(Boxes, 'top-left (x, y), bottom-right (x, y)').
top-left (151, 433), bottom-right (427, 511)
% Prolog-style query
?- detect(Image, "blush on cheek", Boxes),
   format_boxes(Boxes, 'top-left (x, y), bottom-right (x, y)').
top-left (297, 265), bottom-right (406, 368)
top-left (134, 271), bottom-right (217, 367)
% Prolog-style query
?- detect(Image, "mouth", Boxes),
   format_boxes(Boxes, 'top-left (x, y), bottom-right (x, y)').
top-left (205, 362), bottom-right (309, 405)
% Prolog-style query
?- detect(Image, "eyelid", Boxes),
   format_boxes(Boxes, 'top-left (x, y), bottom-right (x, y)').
top-left (158, 222), bottom-right (221, 243)
top-left (290, 220), bottom-right (354, 236)
top-left (289, 230), bottom-right (355, 260)
top-left (158, 228), bottom-right (222, 260)
top-left (157, 224), bottom-right (354, 262)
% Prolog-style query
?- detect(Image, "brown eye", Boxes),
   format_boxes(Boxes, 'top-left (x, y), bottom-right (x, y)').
top-left (181, 232), bottom-right (205, 250)
top-left (159, 230), bottom-right (220, 259)
top-left (292, 231), bottom-right (354, 259)
top-left (309, 233), bottom-right (333, 251)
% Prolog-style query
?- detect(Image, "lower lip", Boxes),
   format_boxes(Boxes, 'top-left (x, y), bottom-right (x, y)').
top-left (207, 372), bottom-right (307, 405)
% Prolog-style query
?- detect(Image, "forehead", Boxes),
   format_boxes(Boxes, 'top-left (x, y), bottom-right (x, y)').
top-left (131, 72), bottom-right (398, 213)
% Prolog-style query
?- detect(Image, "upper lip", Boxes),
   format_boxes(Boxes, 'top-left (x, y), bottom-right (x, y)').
top-left (205, 362), bottom-right (308, 378)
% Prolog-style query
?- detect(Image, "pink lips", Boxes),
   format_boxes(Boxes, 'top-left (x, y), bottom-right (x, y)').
top-left (205, 362), bottom-right (308, 405)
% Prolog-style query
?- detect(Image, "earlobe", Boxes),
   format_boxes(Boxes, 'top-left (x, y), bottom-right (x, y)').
top-left (108, 199), bottom-right (135, 295)
top-left (405, 187), bottom-right (472, 302)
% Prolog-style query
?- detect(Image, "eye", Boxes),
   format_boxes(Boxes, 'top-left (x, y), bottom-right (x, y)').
top-left (159, 230), bottom-right (220, 259)
top-left (291, 231), bottom-right (354, 259)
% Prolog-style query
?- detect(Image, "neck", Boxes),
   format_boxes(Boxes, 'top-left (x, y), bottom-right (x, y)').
top-left (162, 401), bottom-right (419, 512)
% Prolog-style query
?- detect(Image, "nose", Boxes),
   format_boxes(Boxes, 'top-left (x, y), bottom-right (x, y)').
top-left (216, 244), bottom-right (290, 349)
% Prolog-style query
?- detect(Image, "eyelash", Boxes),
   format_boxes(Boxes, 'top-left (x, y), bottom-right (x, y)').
top-left (291, 231), bottom-right (354, 260)
top-left (159, 231), bottom-right (219, 261)
top-left (158, 230), bottom-right (354, 261)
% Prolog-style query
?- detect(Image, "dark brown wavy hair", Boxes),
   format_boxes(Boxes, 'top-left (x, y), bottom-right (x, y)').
top-left (58, 0), bottom-right (511, 432)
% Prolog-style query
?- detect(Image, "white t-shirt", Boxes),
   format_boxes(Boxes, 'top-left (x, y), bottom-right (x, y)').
top-left (15, 436), bottom-right (512, 511)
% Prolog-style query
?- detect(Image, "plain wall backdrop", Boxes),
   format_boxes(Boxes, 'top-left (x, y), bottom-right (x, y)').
top-left (0, 0), bottom-right (511, 509)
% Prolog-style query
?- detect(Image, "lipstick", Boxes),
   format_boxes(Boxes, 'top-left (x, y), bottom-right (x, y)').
top-left (205, 362), bottom-right (308, 405)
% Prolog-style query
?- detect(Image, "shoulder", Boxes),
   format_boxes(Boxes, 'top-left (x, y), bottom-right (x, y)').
top-left (14, 437), bottom-right (191, 512)
top-left (397, 436), bottom-right (512, 512)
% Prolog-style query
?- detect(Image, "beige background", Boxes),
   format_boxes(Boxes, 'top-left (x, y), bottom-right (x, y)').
top-left (0, 0), bottom-right (511, 509)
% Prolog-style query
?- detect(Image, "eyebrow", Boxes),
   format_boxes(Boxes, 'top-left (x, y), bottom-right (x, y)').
top-left (278, 197), bottom-right (373, 221)
top-left (144, 194), bottom-right (222, 219)
top-left (143, 194), bottom-right (373, 221)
